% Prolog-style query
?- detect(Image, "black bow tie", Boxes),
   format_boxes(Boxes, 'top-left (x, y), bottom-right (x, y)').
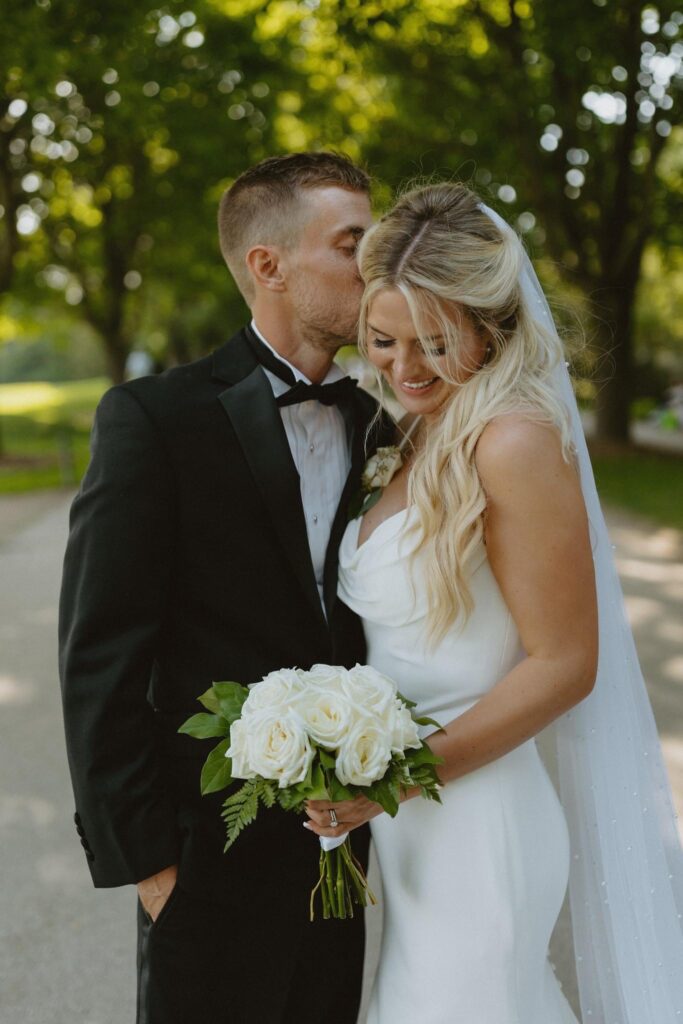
top-left (245, 325), bottom-right (358, 409)
top-left (276, 377), bottom-right (358, 408)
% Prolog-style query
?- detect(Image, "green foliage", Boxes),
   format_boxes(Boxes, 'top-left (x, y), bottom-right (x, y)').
top-left (199, 738), bottom-right (234, 795)
top-left (178, 671), bottom-right (444, 918)
top-left (197, 681), bottom-right (249, 722)
top-left (2, 0), bottom-right (683, 435)
top-left (348, 486), bottom-right (382, 521)
top-left (0, 376), bottom-right (108, 492)
top-left (178, 712), bottom-right (229, 739)
top-left (215, 681), bottom-right (251, 723)
top-left (591, 448), bottom-right (683, 530)
top-left (221, 777), bottom-right (280, 848)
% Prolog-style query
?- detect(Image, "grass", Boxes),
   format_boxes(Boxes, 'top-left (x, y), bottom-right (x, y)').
top-left (1, 379), bottom-right (682, 530)
top-left (590, 447), bottom-right (683, 531)
top-left (0, 378), bottom-right (109, 494)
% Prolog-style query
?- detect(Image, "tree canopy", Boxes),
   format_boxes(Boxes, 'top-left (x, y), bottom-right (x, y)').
top-left (1, 0), bottom-right (682, 440)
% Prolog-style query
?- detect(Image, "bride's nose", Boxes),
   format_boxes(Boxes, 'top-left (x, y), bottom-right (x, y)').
top-left (393, 345), bottom-right (426, 380)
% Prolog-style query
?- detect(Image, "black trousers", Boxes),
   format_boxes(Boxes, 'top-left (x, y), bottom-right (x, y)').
top-left (136, 883), bottom-right (367, 1024)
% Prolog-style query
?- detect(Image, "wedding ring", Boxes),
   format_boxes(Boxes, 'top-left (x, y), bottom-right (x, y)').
top-left (329, 808), bottom-right (339, 828)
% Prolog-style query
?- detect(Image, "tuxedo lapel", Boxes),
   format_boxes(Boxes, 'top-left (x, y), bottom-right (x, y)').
top-left (322, 392), bottom-right (372, 617)
top-left (213, 332), bottom-right (326, 629)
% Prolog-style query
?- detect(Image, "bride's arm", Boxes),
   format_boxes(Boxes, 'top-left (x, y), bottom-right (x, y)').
top-left (425, 412), bottom-right (598, 786)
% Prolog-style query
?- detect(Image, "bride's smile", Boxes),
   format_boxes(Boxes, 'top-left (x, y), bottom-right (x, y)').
top-left (365, 286), bottom-right (489, 418)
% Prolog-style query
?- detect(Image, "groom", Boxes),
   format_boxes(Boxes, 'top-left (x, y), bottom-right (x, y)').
top-left (58, 151), bottom-right (391, 1023)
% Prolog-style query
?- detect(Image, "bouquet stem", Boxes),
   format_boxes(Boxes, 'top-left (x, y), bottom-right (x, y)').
top-left (310, 838), bottom-right (377, 921)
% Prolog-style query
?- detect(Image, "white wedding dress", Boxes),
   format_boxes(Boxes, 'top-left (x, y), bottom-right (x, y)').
top-left (338, 506), bottom-right (580, 1024)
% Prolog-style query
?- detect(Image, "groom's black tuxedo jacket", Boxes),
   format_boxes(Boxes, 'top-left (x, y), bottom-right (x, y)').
top-left (59, 327), bottom-right (392, 908)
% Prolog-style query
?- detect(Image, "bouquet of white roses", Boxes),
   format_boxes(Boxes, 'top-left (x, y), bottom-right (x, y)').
top-left (179, 663), bottom-right (443, 920)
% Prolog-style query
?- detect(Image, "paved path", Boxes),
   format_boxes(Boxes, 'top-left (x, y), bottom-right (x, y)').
top-left (0, 491), bottom-right (681, 1023)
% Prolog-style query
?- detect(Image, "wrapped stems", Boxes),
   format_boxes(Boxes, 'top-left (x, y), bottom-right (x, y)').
top-left (310, 839), bottom-right (377, 921)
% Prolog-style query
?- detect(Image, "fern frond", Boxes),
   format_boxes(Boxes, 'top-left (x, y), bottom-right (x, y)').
top-left (221, 780), bottom-right (260, 850)
top-left (259, 779), bottom-right (277, 808)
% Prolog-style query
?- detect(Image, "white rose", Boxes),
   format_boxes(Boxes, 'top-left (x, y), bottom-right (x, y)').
top-left (361, 447), bottom-right (403, 491)
top-left (389, 701), bottom-right (421, 754)
top-left (303, 663), bottom-right (349, 694)
top-left (241, 668), bottom-right (306, 719)
top-left (246, 708), bottom-right (313, 788)
top-left (297, 689), bottom-right (357, 750)
top-left (335, 720), bottom-right (393, 787)
top-left (226, 717), bottom-right (257, 780)
top-left (342, 664), bottom-right (397, 719)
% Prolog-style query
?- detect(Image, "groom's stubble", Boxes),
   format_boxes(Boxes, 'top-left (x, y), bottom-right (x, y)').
top-left (261, 185), bottom-right (373, 356)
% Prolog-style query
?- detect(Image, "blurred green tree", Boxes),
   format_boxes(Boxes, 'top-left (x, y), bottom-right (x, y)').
top-left (2, 0), bottom-right (682, 446)
top-left (1, 0), bottom-right (286, 380)
top-left (325, 0), bottom-right (683, 441)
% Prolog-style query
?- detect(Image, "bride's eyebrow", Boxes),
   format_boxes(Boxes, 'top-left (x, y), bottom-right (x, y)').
top-left (368, 323), bottom-right (446, 344)
top-left (368, 323), bottom-right (394, 338)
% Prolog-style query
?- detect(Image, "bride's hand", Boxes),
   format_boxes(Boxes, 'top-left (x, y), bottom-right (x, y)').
top-left (304, 795), bottom-right (384, 837)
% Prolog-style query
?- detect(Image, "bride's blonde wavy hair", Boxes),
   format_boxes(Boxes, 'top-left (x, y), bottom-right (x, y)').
top-left (357, 182), bottom-right (574, 645)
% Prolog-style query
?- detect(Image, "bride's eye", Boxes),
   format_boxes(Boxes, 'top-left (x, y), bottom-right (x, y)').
top-left (371, 337), bottom-right (394, 349)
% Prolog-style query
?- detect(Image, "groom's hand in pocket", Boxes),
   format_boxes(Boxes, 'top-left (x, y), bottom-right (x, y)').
top-left (137, 863), bottom-right (178, 922)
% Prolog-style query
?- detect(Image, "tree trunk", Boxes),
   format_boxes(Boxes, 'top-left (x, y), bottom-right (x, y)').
top-left (103, 334), bottom-right (129, 384)
top-left (593, 278), bottom-right (638, 444)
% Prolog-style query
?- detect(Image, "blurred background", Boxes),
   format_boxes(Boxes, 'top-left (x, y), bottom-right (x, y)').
top-left (1, 0), bottom-right (683, 500)
top-left (0, 1), bottom-right (682, 1022)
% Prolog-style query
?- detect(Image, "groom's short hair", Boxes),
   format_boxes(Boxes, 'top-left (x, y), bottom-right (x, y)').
top-left (218, 151), bottom-right (371, 303)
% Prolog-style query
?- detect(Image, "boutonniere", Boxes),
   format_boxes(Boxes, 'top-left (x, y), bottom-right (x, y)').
top-left (348, 446), bottom-right (403, 520)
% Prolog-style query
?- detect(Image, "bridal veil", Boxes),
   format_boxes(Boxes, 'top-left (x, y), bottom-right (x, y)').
top-left (480, 203), bottom-right (683, 1022)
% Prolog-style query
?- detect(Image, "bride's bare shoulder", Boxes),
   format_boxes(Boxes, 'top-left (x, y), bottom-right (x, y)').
top-left (475, 413), bottom-right (567, 493)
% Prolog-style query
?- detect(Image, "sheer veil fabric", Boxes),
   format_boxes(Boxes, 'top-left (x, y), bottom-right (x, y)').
top-left (480, 204), bottom-right (683, 1021)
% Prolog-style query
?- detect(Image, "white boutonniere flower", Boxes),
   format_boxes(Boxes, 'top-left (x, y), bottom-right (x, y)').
top-left (350, 445), bottom-right (403, 519)
top-left (361, 446), bottom-right (403, 491)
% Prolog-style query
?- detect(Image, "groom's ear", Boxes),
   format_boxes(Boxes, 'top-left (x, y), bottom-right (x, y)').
top-left (245, 244), bottom-right (287, 293)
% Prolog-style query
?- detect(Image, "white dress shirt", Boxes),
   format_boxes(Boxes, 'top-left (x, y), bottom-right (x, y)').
top-left (250, 320), bottom-right (351, 608)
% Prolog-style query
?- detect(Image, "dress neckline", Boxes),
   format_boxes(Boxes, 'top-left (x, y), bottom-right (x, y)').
top-left (355, 505), bottom-right (412, 554)
top-left (354, 418), bottom-right (421, 554)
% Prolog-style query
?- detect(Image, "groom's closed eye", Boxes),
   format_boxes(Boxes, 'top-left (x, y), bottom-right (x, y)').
top-left (337, 225), bottom-right (366, 255)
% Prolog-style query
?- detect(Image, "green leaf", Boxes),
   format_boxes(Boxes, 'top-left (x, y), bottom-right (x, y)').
top-left (197, 687), bottom-right (221, 714)
top-left (318, 747), bottom-right (336, 770)
top-left (305, 759), bottom-right (330, 800)
top-left (366, 776), bottom-right (400, 817)
top-left (360, 488), bottom-right (383, 515)
top-left (327, 774), bottom-right (354, 801)
top-left (414, 715), bottom-right (443, 729)
top-left (214, 681), bottom-right (250, 724)
top-left (178, 712), bottom-right (229, 739)
top-left (406, 742), bottom-right (445, 767)
top-left (348, 486), bottom-right (383, 521)
top-left (396, 690), bottom-right (418, 709)
top-left (200, 738), bottom-right (234, 795)
top-left (277, 786), bottom-right (306, 812)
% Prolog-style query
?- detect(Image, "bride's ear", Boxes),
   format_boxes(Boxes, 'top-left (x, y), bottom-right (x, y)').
top-left (245, 244), bottom-right (287, 293)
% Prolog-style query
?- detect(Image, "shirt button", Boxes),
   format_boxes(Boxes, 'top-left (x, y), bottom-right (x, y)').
top-left (313, 515), bottom-right (318, 524)
top-left (309, 444), bottom-right (315, 453)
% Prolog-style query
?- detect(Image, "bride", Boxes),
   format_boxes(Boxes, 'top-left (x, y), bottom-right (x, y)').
top-left (304, 183), bottom-right (683, 1022)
